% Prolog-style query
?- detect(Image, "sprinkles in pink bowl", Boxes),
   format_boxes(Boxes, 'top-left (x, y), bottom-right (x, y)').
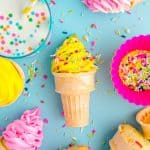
top-left (111, 35), bottom-right (150, 106)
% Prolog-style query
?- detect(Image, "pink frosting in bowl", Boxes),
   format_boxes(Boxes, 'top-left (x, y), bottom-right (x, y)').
top-left (83, 0), bottom-right (132, 13)
top-left (2, 108), bottom-right (43, 150)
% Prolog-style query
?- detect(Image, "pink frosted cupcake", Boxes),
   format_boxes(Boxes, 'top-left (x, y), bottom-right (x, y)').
top-left (0, 108), bottom-right (43, 150)
top-left (83, 0), bottom-right (142, 13)
top-left (111, 35), bottom-right (150, 106)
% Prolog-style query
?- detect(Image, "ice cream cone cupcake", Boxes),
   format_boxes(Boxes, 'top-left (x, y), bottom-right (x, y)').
top-left (1, 108), bottom-right (43, 150)
top-left (109, 124), bottom-right (150, 150)
top-left (0, 137), bottom-right (9, 150)
top-left (136, 107), bottom-right (150, 140)
top-left (68, 145), bottom-right (89, 150)
top-left (0, 57), bottom-right (25, 107)
top-left (83, 0), bottom-right (143, 13)
top-left (51, 35), bottom-right (97, 127)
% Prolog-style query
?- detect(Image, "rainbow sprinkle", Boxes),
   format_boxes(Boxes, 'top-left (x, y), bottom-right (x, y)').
top-left (119, 50), bottom-right (150, 91)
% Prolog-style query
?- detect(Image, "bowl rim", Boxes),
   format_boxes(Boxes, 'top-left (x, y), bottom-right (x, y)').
top-left (0, 0), bottom-right (52, 59)
top-left (111, 34), bottom-right (150, 106)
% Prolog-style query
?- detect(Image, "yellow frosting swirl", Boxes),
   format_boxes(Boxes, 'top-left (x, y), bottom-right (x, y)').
top-left (51, 35), bottom-right (97, 73)
top-left (0, 57), bottom-right (24, 106)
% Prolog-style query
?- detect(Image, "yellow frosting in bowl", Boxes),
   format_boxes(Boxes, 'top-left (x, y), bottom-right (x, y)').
top-left (0, 57), bottom-right (24, 106)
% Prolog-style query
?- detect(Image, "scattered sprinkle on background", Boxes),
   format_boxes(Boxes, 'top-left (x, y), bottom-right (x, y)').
top-left (0, 0), bottom-right (149, 150)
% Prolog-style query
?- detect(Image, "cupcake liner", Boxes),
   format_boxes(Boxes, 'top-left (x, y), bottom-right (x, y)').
top-left (111, 35), bottom-right (150, 106)
top-left (136, 107), bottom-right (150, 139)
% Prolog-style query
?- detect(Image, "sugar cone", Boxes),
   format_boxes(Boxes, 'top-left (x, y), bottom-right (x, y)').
top-left (53, 70), bottom-right (96, 127)
top-left (68, 145), bottom-right (89, 150)
top-left (109, 139), bottom-right (117, 150)
top-left (0, 137), bottom-right (9, 150)
top-left (130, 0), bottom-right (143, 8)
top-left (136, 107), bottom-right (150, 140)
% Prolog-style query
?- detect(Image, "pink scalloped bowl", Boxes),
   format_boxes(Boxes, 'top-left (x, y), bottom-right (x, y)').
top-left (111, 35), bottom-right (150, 106)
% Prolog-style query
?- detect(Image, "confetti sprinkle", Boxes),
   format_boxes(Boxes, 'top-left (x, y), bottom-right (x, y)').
top-left (43, 75), bottom-right (48, 80)
top-left (115, 30), bottom-right (121, 35)
top-left (102, 140), bottom-right (107, 145)
top-left (62, 124), bottom-right (66, 128)
top-left (95, 53), bottom-right (103, 66)
top-left (27, 60), bottom-right (39, 81)
top-left (107, 90), bottom-right (115, 96)
top-left (70, 137), bottom-right (78, 145)
top-left (135, 141), bottom-right (143, 148)
top-left (124, 28), bottom-right (130, 34)
top-left (95, 80), bottom-right (100, 85)
top-left (25, 78), bottom-right (31, 84)
top-left (62, 31), bottom-right (68, 34)
top-left (87, 130), bottom-right (96, 138)
top-left (43, 118), bottom-right (49, 124)
top-left (29, 18), bottom-right (33, 22)
top-left (41, 84), bottom-right (45, 88)
top-left (47, 41), bottom-right (51, 45)
top-left (24, 87), bottom-right (28, 91)
top-left (61, 112), bottom-right (64, 117)
top-left (120, 35), bottom-right (126, 38)
top-left (59, 19), bottom-right (64, 23)
top-left (87, 133), bottom-right (94, 138)
top-left (126, 11), bottom-right (132, 14)
top-left (82, 35), bottom-right (89, 42)
top-left (50, 0), bottom-right (56, 6)
top-left (92, 129), bottom-right (96, 134)
top-left (40, 100), bottom-right (45, 103)
top-left (67, 10), bottom-right (73, 14)
top-left (8, 13), bottom-right (13, 18)
top-left (91, 23), bottom-right (97, 29)
top-left (91, 41), bottom-right (96, 47)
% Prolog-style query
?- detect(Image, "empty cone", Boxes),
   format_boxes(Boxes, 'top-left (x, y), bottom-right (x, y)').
top-left (109, 124), bottom-right (150, 149)
top-left (53, 70), bottom-right (96, 127)
top-left (136, 107), bottom-right (150, 140)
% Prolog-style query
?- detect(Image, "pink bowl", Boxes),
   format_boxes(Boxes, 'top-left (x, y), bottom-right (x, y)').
top-left (111, 35), bottom-right (150, 106)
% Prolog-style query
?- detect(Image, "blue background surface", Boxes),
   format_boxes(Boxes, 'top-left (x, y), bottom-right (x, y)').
top-left (0, 0), bottom-right (150, 149)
